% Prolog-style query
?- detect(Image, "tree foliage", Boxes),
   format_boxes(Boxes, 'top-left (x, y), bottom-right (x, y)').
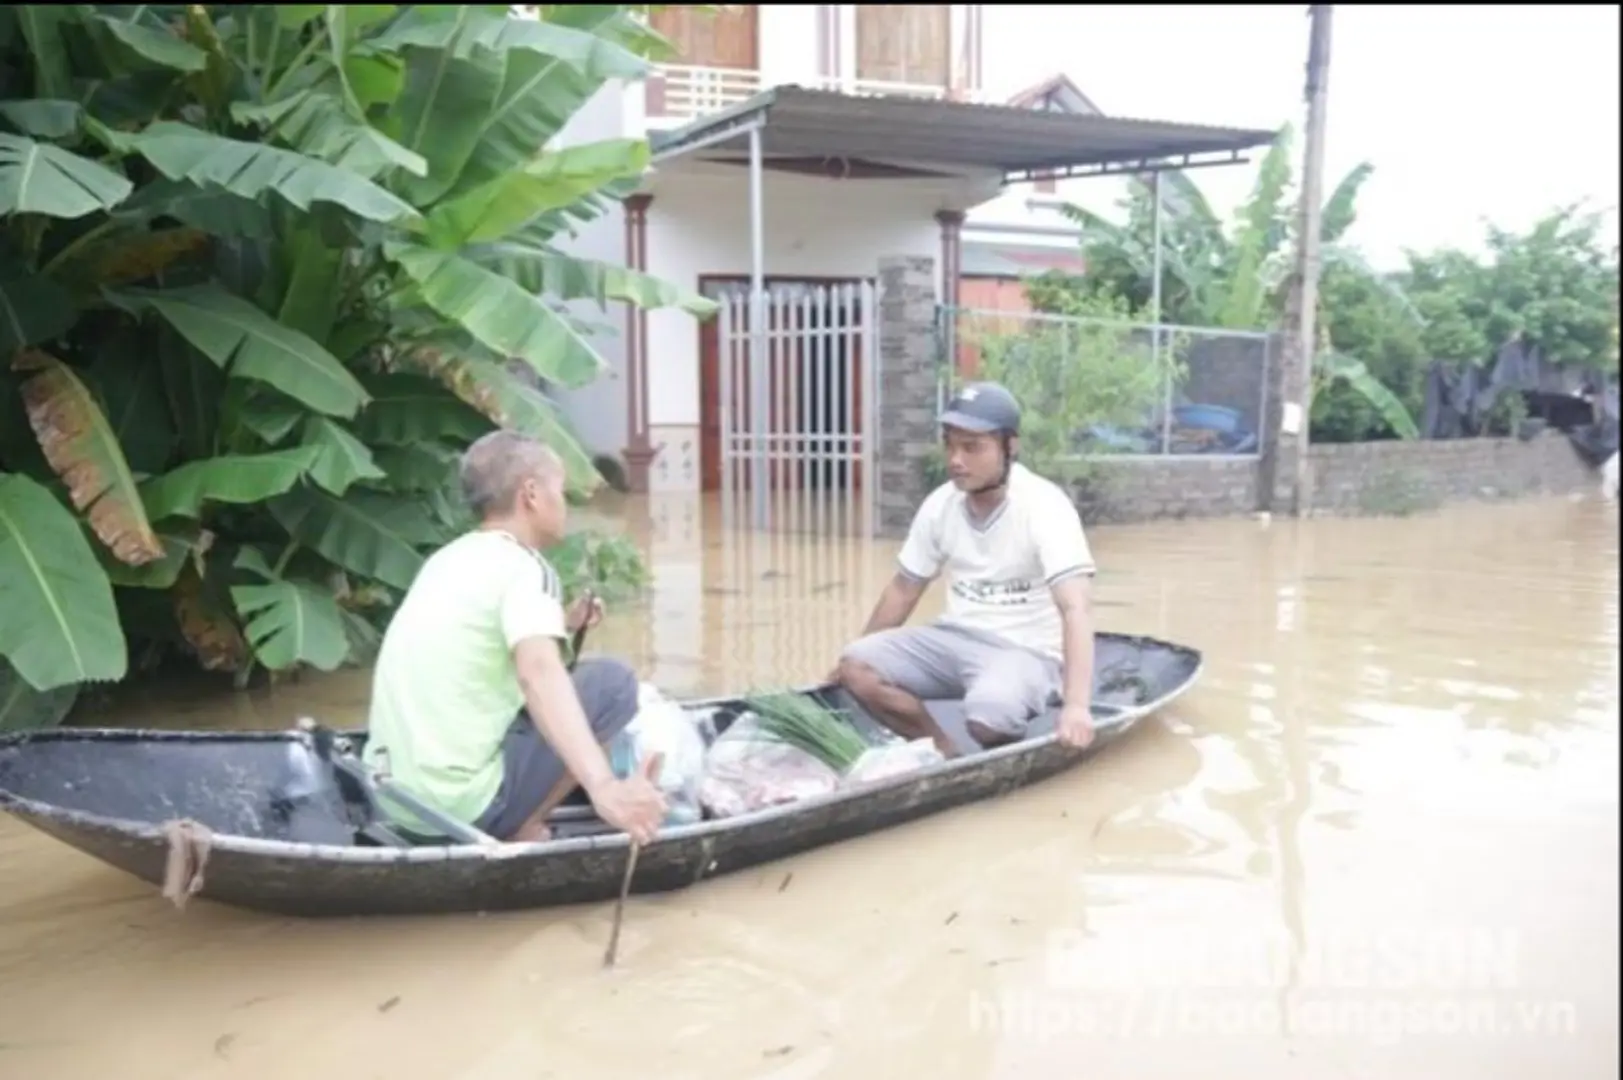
top-left (0, 4), bottom-right (711, 729)
top-left (1034, 129), bottom-right (1619, 444)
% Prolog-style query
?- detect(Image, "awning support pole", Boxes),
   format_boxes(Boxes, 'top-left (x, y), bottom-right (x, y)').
top-left (748, 124), bottom-right (767, 530)
top-left (1151, 170), bottom-right (1168, 455)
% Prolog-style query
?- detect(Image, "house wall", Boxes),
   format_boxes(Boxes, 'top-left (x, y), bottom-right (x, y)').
top-left (636, 167), bottom-right (989, 491)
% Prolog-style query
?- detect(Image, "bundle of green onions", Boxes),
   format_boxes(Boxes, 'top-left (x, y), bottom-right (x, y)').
top-left (744, 692), bottom-right (869, 772)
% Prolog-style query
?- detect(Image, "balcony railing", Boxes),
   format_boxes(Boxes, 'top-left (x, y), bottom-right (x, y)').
top-left (644, 63), bottom-right (983, 125)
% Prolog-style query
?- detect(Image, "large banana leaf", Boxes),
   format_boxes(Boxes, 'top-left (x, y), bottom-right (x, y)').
top-left (467, 242), bottom-right (715, 315)
top-left (299, 417), bottom-right (386, 495)
top-left (88, 340), bottom-right (175, 474)
top-left (1320, 163), bottom-right (1374, 246)
top-left (389, 51), bottom-right (505, 205)
top-left (383, 7), bottom-right (648, 196)
top-left (108, 282), bottom-right (370, 418)
top-left (1320, 350), bottom-right (1420, 440)
top-left (387, 242), bottom-right (603, 387)
top-left (352, 371), bottom-right (493, 445)
top-left (0, 657), bottom-right (79, 731)
top-left (85, 8), bottom-right (209, 73)
top-left (424, 138), bottom-right (650, 247)
top-left (372, 443), bottom-right (458, 492)
top-left (113, 178), bottom-right (274, 239)
top-left (1216, 130), bottom-right (1294, 330)
top-left (230, 91), bottom-right (427, 181)
top-left (98, 121), bottom-right (421, 226)
top-left (267, 487), bottom-right (432, 591)
top-left (0, 472), bottom-right (128, 690)
top-left (140, 446), bottom-right (322, 521)
top-left (13, 348), bottom-right (165, 565)
top-left (455, 42), bottom-right (634, 196)
top-left (0, 132), bottom-right (134, 218)
top-left (0, 264), bottom-right (78, 353)
top-left (14, 6), bottom-right (76, 99)
top-left (403, 348), bottom-right (599, 492)
top-left (373, 7), bottom-right (647, 70)
top-left (230, 549), bottom-right (349, 672)
top-left (0, 98), bottom-right (82, 139)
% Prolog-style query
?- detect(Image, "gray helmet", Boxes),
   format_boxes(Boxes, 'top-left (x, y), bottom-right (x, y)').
top-left (939, 381), bottom-right (1020, 435)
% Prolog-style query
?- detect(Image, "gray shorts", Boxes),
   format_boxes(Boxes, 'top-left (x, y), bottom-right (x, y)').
top-left (839, 622), bottom-right (1063, 737)
top-left (473, 656), bottom-right (640, 839)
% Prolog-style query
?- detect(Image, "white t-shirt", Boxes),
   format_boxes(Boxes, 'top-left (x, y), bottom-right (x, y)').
top-left (897, 464), bottom-right (1095, 659)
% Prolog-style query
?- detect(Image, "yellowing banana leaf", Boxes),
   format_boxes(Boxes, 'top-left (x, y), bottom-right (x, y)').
top-left (13, 348), bottom-right (165, 565)
top-left (402, 348), bottom-right (600, 493)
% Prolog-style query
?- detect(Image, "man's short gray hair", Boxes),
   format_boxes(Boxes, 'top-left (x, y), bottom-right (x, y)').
top-left (458, 430), bottom-right (562, 518)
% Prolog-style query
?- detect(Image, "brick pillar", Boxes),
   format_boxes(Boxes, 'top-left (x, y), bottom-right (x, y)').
top-left (875, 255), bottom-right (940, 538)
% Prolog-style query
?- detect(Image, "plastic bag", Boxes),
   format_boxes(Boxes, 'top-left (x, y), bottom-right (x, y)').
top-left (698, 712), bottom-right (841, 819)
top-left (841, 739), bottom-right (946, 788)
top-left (609, 683), bottom-right (708, 825)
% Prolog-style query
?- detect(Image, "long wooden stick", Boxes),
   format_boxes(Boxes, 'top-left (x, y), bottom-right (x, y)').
top-left (603, 842), bottom-right (640, 968)
top-left (602, 752), bottom-right (663, 969)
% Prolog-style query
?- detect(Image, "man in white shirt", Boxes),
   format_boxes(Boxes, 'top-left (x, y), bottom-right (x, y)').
top-left (835, 382), bottom-right (1097, 756)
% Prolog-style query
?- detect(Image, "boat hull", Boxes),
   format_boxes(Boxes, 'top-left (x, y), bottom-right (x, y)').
top-left (0, 633), bottom-right (1201, 917)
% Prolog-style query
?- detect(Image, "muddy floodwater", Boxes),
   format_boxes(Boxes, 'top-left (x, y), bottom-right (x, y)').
top-left (1, 494), bottom-right (1617, 1079)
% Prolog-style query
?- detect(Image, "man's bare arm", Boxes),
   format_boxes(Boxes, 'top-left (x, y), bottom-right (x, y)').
top-left (511, 636), bottom-right (616, 798)
top-left (859, 572), bottom-right (930, 635)
top-left (1051, 576), bottom-right (1095, 707)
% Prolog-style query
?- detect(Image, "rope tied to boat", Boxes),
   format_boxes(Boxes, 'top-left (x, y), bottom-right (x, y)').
top-left (161, 818), bottom-right (214, 909)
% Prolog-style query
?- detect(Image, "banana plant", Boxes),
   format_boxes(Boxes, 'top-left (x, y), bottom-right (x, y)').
top-left (0, 4), bottom-right (712, 722)
top-left (1055, 124), bottom-right (1420, 436)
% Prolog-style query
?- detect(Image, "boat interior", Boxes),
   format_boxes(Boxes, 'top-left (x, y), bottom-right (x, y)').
top-left (0, 636), bottom-right (1200, 850)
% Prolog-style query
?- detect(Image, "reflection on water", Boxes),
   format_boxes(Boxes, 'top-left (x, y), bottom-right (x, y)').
top-left (1, 493), bottom-right (1618, 1079)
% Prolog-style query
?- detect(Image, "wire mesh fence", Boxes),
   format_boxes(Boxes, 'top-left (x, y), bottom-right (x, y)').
top-left (939, 305), bottom-right (1273, 457)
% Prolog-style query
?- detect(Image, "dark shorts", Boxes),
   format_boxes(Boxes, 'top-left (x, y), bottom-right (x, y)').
top-left (472, 656), bottom-right (641, 839)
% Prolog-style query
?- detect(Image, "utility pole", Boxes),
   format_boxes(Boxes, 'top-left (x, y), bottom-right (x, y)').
top-left (1291, 5), bottom-right (1332, 516)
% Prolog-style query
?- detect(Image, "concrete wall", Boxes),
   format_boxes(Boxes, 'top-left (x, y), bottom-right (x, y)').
top-left (1061, 433), bottom-right (1599, 526)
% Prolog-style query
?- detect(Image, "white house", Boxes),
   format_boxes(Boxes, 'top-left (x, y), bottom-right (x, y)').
top-left (546, 5), bottom-right (1269, 496)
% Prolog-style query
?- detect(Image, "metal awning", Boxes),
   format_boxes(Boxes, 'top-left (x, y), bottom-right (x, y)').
top-left (649, 85), bottom-right (1278, 181)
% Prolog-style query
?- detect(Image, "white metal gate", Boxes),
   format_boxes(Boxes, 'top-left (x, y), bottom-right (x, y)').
top-left (714, 281), bottom-right (878, 535)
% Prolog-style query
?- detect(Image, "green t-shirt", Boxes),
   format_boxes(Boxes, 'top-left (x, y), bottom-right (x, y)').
top-left (363, 530), bottom-right (567, 830)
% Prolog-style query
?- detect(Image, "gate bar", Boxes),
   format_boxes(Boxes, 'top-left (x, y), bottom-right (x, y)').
top-left (747, 123), bottom-right (767, 529)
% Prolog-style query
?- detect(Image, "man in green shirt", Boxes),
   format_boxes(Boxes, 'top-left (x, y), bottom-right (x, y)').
top-left (363, 430), bottom-right (666, 844)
